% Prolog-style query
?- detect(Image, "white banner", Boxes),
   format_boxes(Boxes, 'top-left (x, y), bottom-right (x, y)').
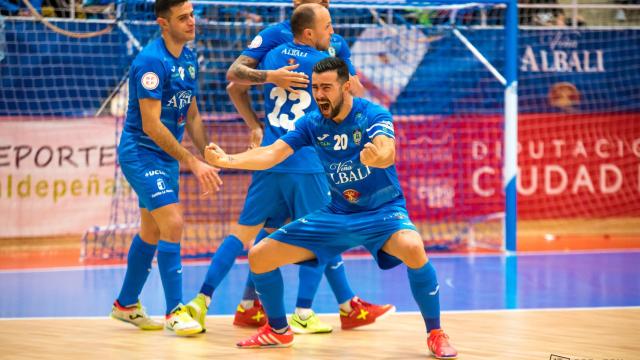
top-left (0, 118), bottom-right (116, 237)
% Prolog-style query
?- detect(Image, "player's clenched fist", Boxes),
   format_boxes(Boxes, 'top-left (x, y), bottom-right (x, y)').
top-left (360, 142), bottom-right (380, 167)
top-left (205, 142), bottom-right (229, 168)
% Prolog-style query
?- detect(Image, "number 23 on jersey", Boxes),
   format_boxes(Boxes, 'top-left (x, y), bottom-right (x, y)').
top-left (267, 87), bottom-right (312, 131)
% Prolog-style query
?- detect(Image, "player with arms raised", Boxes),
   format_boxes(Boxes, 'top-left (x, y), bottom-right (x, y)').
top-left (204, 57), bottom-right (458, 358)
top-left (187, 3), bottom-right (391, 335)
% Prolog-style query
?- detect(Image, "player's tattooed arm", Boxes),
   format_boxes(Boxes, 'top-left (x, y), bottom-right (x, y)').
top-left (226, 55), bottom-right (266, 84)
top-left (227, 55), bottom-right (309, 91)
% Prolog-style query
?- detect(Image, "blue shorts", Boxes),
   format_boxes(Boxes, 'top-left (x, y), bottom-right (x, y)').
top-left (119, 156), bottom-right (179, 211)
top-left (268, 201), bottom-right (417, 270)
top-left (238, 171), bottom-right (329, 228)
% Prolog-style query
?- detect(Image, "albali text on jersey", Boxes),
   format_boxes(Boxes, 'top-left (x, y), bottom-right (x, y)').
top-left (281, 97), bottom-right (405, 213)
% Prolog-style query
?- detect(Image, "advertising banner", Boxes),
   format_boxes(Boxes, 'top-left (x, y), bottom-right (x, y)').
top-left (0, 118), bottom-right (116, 237)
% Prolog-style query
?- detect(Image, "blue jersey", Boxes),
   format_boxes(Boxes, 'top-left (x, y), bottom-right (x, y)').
top-left (119, 37), bottom-right (198, 162)
top-left (259, 42), bottom-right (328, 173)
top-left (242, 20), bottom-right (356, 75)
top-left (281, 98), bottom-right (404, 213)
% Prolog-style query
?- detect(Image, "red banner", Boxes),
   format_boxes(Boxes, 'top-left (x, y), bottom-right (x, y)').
top-left (395, 113), bottom-right (640, 220)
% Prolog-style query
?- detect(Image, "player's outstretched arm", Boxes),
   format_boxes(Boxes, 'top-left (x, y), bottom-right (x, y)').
top-left (360, 135), bottom-right (396, 168)
top-left (205, 139), bottom-right (293, 171)
top-left (226, 82), bottom-right (263, 149)
top-left (141, 98), bottom-right (222, 194)
top-left (226, 55), bottom-right (309, 92)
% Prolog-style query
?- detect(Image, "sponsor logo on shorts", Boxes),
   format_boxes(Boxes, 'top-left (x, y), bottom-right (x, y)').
top-left (157, 178), bottom-right (166, 191)
top-left (383, 211), bottom-right (407, 221)
top-left (145, 170), bottom-right (167, 177)
top-left (342, 189), bottom-right (360, 203)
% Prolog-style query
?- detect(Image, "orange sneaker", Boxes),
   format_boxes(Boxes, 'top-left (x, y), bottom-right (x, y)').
top-left (236, 324), bottom-right (294, 348)
top-left (427, 329), bottom-right (458, 359)
top-left (233, 299), bottom-right (268, 327)
top-left (340, 297), bottom-right (396, 330)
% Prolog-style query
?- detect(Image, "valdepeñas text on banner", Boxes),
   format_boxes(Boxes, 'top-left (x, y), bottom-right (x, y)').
top-left (0, 118), bottom-right (118, 237)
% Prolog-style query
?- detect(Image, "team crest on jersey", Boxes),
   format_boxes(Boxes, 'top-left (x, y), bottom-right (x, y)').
top-left (352, 129), bottom-right (362, 145)
top-left (178, 66), bottom-right (185, 80)
top-left (141, 72), bottom-right (159, 90)
top-left (287, 58), bottom-right (296, 65)
top-left (328, 46), bottom-right (336, 57)
top-left (342, 189), bottom-right (360, 203)
top-left (188, 65), bottom-right (196, 79)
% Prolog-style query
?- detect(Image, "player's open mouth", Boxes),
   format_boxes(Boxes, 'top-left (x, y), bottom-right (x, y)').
top-left (318, 103), bottom-right (331, 112)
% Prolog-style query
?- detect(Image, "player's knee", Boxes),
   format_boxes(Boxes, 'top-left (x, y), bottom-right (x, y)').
top-left (400, 241), bottom-right (428, 268)
top-left (158, 215), bottom-right (184, 241)
top-left (139, 226), bottom-right (160, 244)
top-left (248, 247), bottom-right (272, 274)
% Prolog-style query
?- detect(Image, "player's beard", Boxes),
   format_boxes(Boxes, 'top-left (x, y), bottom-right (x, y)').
top-left (318, 94), bottom-right (343, 119)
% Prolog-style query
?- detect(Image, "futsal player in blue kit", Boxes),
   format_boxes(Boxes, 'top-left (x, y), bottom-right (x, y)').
top-left (109, 0), bottom-right (222, 336)
top-left (186, 3), bottom-right (392, 334)
top-left (204, 57), bottom-right (458, 358)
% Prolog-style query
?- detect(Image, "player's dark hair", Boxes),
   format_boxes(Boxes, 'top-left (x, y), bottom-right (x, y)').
top-left (291, 4), bottom-right (318, 38)
top-left (155, 0), bottom-right (187, 18)
top-left (313, 57), bottom-right (349, 84)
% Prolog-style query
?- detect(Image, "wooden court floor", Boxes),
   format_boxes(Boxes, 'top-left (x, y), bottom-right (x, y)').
top-left (2, 308), bottom-right (638, 359)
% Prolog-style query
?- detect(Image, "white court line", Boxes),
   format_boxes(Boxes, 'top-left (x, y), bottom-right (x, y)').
top-left (2, 306), bottom-right (638, 321)
top-left (2, 249), bottom-right (639, 274)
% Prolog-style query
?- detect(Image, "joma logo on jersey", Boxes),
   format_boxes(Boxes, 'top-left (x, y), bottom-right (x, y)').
top-left (328, 161), bottom-right (371, 185)
top-left (167, 90), bottom-right (192, 110)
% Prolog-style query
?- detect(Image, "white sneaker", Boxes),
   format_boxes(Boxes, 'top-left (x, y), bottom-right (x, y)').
top-left (165, 304), bottom-right (203, 336)
top-left (110, 300), bottom-right (163, 330)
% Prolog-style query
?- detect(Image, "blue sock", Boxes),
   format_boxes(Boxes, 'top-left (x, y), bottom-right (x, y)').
top-left (242, 274), bottom-right (259, 301)
top-left (324, 255), bottom-right (355, 304)
top-left (407, 261), bottom-right (441, 332)
top-left (296, 264), bottom-right (323, 308)
top-left (252, 269), bottom-right (288, 330)
top-left (241, 229), bottom-right (270, 301)
top-left (157, 240), bottom-right (182, 315)
top-left (117, 234), bottom-right (157, 306)
top-left (200, 235), bottom-right (244, 297)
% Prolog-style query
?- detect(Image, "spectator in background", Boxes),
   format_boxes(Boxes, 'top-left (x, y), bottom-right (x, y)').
top-left (520, 0), bottom-right (585, 26)
top-left (615, 0), bottom-right (639, 22)
top-left (520, 0), bottom-right (566, 26)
